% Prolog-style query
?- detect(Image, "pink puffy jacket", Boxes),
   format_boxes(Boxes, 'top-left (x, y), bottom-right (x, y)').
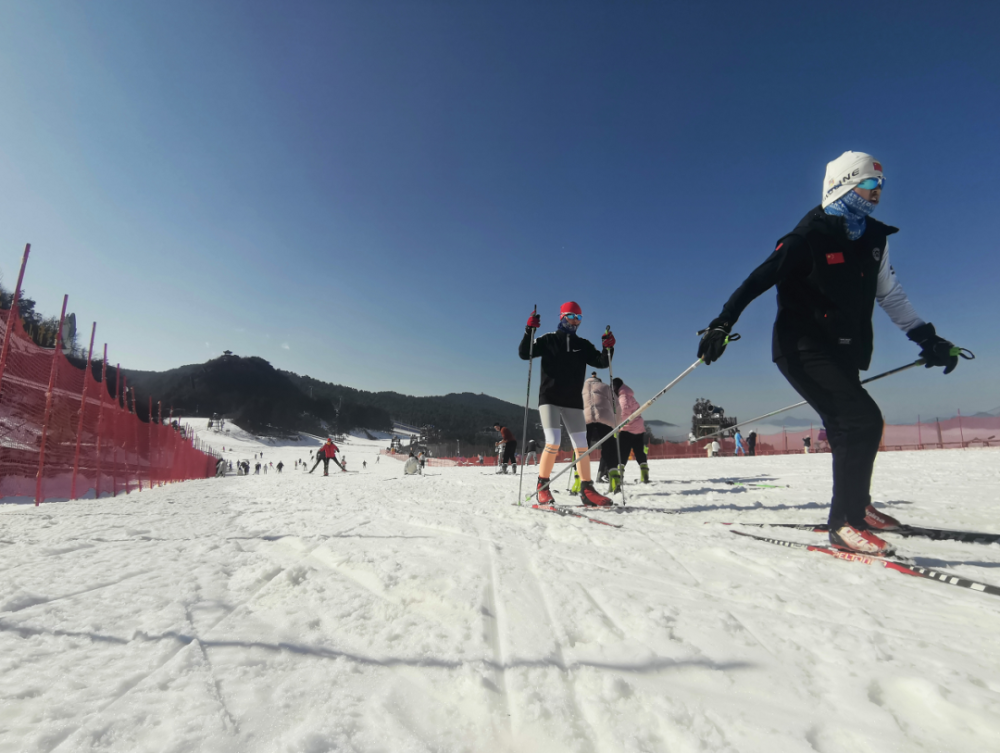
top-left (617, 384), bottom-right (645, 434)
top-left (582, 376), bottom-right (616, 426)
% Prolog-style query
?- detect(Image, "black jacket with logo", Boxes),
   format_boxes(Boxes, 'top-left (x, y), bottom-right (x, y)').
top-left (718, 206), bottom-right (898, 370)
top-left (519, 328), bottom-right (612, 408)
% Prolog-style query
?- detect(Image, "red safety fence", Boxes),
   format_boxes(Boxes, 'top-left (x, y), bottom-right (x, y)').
top-left (382, 414), bottom-right (1000, 468)
top-left (1, 248), bottom-right (216, 504)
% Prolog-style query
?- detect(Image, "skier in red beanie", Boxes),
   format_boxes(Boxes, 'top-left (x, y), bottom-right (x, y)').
top-left (519, 301), bottom-right (617, 506)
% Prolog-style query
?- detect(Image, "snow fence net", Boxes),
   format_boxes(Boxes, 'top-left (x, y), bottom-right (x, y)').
top-left (0, 308), bottom-right (217, 502)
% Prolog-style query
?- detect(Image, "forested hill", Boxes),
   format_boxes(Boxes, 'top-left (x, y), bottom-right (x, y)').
top-left (122, 355), bottom-right (390, 436)
top-left (120, 355), bottom-right (540, 446)
top-left (282, 372), bottom-right (542, 448)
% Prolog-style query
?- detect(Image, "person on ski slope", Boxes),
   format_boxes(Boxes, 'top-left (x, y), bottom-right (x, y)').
top-left (582, 372), bottom-right (621, 490)
top-left (524, 440), bottom-right (539, 466)
top-left (697, 151), bottom-right (962, 556)
top-left (747, 430), bottom-right (758, 456)
top-left (519, 301), bottom-right (616, 506)
top-left (612, 378), bottom-right (650, 483)
top-left (493, 422), bottom-right (518, 473)
top-left (309, 438), bottom-right (343, 476)
top-left (733, 428), bottom-right (746, 456)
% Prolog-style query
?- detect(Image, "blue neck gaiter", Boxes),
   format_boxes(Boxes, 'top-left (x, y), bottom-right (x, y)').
top-left (824, 190), bottom-right (876, 240)
top-left (558, 318), bottom-right (579, 335)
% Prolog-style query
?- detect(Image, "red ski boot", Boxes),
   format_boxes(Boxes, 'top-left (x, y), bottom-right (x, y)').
top-left (580, 480), bottom-right (613, 507)
top-left (865, 505), bottom-right (901, 531)
top-left (829, 524), bottom-right (895, 556)
top-left (536, 477), bottom-right (555, 506)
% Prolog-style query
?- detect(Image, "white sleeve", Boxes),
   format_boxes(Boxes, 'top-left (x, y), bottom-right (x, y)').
top-left (876, 240), bottom-right (925, 334)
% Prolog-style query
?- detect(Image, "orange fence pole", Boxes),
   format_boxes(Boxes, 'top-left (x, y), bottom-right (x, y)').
top-left (35, 295), bottom-right (68, 506)
top-left (70, 322), bottom-right (96, 500)
top-left (95, 347), bottom-right (108, 499)
top-left (0, 244), bottom-right (30, 391)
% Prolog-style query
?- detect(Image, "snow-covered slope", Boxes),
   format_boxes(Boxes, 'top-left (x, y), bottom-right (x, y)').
top-left (2, 437), bottom-right (999, 752)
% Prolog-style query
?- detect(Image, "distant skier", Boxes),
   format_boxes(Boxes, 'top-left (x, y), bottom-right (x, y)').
top-left (747, 431), bottom-right (758, 456)
top-left (519, 301), bottom-right (615, 506)
top-left (524, 439), bottom-right (539, 466)
top-left (404, 451), bottom-right (421, 475)
top-left (276, 461), bottom-right (283, 473)
top-left (363, 460), bottom-right (367, 469)
top-left (612, 378), bottom-right (649, 483)
top-left (493, 423), bottom-right (518, 474)
top-left (310, 438), bottom-right (343, 476)
top-left (696, 151), bottom-right (962, 556)
top-left (215, 458), bottom-right (226, 477)
top-left (733, 428), bottom-right (746, 456)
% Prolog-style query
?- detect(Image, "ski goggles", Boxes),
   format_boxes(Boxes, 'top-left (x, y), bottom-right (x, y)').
top-left (561, 313), bottom-right (582, 322)
top-left (857, 176), bottom-right (884, 190)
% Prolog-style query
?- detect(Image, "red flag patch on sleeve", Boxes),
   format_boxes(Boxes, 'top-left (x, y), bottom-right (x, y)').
top-left (826, 252), bottom-right (845, 265)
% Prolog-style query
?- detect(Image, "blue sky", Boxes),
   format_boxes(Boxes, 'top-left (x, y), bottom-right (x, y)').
top-left (1, 1), bottom-right (997, 427)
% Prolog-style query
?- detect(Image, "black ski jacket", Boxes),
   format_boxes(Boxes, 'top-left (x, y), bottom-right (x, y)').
top-left (718, 206), bottom-right (898, 370)
top-left (519, 328), bottom-right (612, 409)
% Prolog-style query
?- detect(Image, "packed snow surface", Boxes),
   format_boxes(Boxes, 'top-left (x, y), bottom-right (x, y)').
top-left (2, 422), bottom-right (999, 752)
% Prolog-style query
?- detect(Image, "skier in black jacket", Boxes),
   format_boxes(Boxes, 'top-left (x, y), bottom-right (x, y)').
top-left (697, 152), bottom-right (961, 556)
top-left (519, 301), bottom-right (616, 506)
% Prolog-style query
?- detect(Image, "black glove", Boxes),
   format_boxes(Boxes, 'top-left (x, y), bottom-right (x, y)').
top-left (907, 322), bottom-right (958, 374)
top-left (697, 318), bottom-right (732, 365)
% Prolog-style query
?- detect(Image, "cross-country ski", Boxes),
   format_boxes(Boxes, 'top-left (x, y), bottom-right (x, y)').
top-left (728, 521), bottom-right (1000, 545)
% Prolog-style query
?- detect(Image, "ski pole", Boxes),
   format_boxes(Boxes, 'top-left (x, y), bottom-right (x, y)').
top-left (605, 326), bottom-right (627, 506)
top-left (517, 306), bottom-right (537, 505)
top-left (527, 357), bottom-right (707, 504)
top-left (696, 349), bottom-right (975, 441)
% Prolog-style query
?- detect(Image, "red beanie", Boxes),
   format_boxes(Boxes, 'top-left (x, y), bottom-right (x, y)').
top-left (560, 301), bottom-right (582, 317)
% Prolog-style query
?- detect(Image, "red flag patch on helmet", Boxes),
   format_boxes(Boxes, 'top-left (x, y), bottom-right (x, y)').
top-left (873, 161), bottom-right (882, 172)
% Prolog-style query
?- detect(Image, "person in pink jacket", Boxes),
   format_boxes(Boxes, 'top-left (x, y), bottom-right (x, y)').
top-left (612, 378), bottom-right (649, 483)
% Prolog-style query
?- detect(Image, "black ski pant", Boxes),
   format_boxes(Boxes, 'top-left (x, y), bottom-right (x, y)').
top-left (747, 441), bottom-right (756, 456)
top-left (503, 440), bottom-right (517, 467)
top-left (587, 423), bottom-right (618, 476)
top-left (310, 455), bottom-right (344, 474)
top-left (775, 349), bottom-right (883, 530)
top-left (618, 431), bottom-right (647, 468)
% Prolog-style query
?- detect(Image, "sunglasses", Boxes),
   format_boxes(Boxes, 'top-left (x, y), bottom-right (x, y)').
top-left (857, 176), bottom-right (884, 190)
top-left (561, 313), bottom-right (582, 321)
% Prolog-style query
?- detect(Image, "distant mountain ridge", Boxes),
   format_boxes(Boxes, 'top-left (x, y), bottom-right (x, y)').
top-left (122, 354), bottom-right (540, 448)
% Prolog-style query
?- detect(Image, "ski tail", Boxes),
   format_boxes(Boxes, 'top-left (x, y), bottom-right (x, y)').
top-left (730, 529), bottom-right (1000, 598)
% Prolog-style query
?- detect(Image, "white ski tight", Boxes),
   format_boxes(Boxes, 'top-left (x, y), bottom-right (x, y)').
top-left (539, 404), bottom-right (588, 450)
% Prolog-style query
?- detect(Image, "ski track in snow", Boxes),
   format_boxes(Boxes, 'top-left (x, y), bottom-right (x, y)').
top-left (1, 420), bottom-right (999, 752)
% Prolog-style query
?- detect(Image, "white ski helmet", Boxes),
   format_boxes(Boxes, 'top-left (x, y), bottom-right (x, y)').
top-left (822, 151), bottom-right (883, 208)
